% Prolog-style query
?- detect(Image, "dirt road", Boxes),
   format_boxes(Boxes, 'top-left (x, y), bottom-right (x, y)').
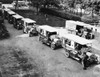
top-left (0, 20), bottom-right (100, 77)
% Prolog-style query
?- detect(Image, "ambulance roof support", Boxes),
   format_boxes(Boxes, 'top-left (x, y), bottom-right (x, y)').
top-left (38, 25), bottom-right (58, 32)
top-left (61, 34), bottom-right (94, 45)
top-left (22, 18), bottom-right (36, 23)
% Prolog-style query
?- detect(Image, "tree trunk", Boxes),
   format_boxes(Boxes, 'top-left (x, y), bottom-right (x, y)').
top-left (36, 5), bottom-right (39, 14)
top-left (15, 0), bottom-right (18, 10)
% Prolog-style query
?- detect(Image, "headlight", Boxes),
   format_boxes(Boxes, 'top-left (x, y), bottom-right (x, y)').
top-left (95, 54), bottom-right (100, 63)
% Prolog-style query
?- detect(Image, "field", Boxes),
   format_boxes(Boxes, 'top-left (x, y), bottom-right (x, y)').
top-left (0, 10), bottom-right (100, 77)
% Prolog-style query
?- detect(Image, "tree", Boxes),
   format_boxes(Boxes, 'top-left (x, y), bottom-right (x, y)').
top-left (30, 0), bottom-right (61, 13)
top-left (43, 0), bottom-right (60, 8)
top-left (15, 0), bottom-right (18, 9)
top-left (30, 0), bottom-right (44, 13)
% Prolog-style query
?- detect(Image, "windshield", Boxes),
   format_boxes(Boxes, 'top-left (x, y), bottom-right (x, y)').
top-left (27, 23), bottom-right (34, 26)
top-left (17, 20), bottom-right (21, 24)
top-left (46, 31), bottom-right (57, 37)
top-left (75, 43), bottom-right (88, 51)
top-left (49, 32), bottom-right (57, 36)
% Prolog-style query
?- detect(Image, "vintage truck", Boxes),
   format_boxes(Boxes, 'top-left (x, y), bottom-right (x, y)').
top-left (21, 18), bottom-right (38, 36)
top-left (61, 33), bottom-right (100, 69)
top-left (38, 25), bottom-right (62, 50)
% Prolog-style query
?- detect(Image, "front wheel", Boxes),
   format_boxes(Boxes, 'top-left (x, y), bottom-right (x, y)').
top-left (29, 33), bottom-right (32, 37)
top-left (38, 36), bottom-right (41, 41)
top-left (23, 27), bottom-right (25, 33)
top-left (17, 26), bottom-right (20, 30)
top-left (66, 51), bottom-right (69, 58)
top-left (51, 43), bottom-right (56, 50)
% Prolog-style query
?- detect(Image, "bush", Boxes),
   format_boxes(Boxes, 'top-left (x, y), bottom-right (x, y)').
top-left (0, 23), bottom-right (10, 40)
top-left (81, 15), bottom-right (99, 24)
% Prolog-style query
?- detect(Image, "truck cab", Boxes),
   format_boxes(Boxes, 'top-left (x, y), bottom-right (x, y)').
top-left (38, 25), bottom-right (62, 50)
top-left (12, 14), bottom-right (23, 30)
top-left (7, 11), bottom-right (16, 24)
top-left (61, 33), bottom-right (100, 69)
top-left (22, 18), bottom-right (36, 34)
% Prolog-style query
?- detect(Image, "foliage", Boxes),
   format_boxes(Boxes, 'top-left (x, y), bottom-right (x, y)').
top-left (40, 8), bottom-right (81, 21)
top-left (0, 23), bottom-right (10, 40)
top-left (31, 0), bottom-right (60, 9)
top-left (81, 15), bottom-right (99, 24)
top-left (43, 0), bottom-right (60, 8)
top-left (0, 0), bottom-right (13, 4)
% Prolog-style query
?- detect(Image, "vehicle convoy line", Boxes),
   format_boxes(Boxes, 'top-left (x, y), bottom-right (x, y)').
top-left (1, 5), bottom-right (100, 70)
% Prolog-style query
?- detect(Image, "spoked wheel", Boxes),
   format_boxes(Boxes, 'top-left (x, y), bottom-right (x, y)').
top-left (51, 43), bottom-right (56, 50)
top-left (81, 61), bottom-right (86, 70)
top-left (38, 36), bottom-right (41, 41)
top-left (29, 33), bottom-right (32, 37)
top-left (26, 29), bottom-right (29, 34)
top-left (23, 27), bottom-right (25, 33)
top-left (17, 26), bottom-right (20, 30)
top-left (66, 51), bottom-right (69, 58)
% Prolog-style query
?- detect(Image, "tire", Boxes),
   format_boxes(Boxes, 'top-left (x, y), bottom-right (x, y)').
top-left (23, 28), bottom-right (25, 33)
top-left (26, 29), bottom-right (29, 34)
top-left (38, 36), bottom-right (41, 41)
top-left (66, 51), bottom-right (69, 58)
top-left (23, 27), bottom-right (25, 33)
top-left (17, 26), bottom-right (20, 30)
top-left (29, 33), bottom-right (32, 37)
top-left (51, 43), bottom-right (56, 50)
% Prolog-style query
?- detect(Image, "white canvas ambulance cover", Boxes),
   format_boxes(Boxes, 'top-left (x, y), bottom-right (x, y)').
top-left (65, 20), bottom-right (77, 30)
top-left (61, 34), bottom-right (94, 45)
top-left (76, 21), bottom-right (98, 32)
top-left (76, 21), bottom-right (93, 28)
top-left (66, 20), bottom-right (98, 32)
top-left (8, 11), bottom-right (16, 15)
top-left (22, 18), bottom-right (36, 23)
top-left (66, 20), bottom-right (91, 28)
top-left (58, 28), bottom-right (68, 36)
top-left (66, 20), bottom-right (92, 28)
top-left (4, 9), bottom-right (11, 11)
top-left (13, 14), bottom-right (23, 19)
top-left (38, 25), bottom-right (58, 32)
top-left (71, 21), bottom-right (97, 30)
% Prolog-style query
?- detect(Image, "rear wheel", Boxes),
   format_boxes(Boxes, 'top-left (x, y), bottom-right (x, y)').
top-left (51, 43), bottom-right (56, 50)
top-left (17, 26), bottom-right (20, 30)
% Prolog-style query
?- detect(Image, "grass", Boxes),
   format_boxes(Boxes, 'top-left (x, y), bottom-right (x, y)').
top-left (0, 46), bottom-right (45, 77)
